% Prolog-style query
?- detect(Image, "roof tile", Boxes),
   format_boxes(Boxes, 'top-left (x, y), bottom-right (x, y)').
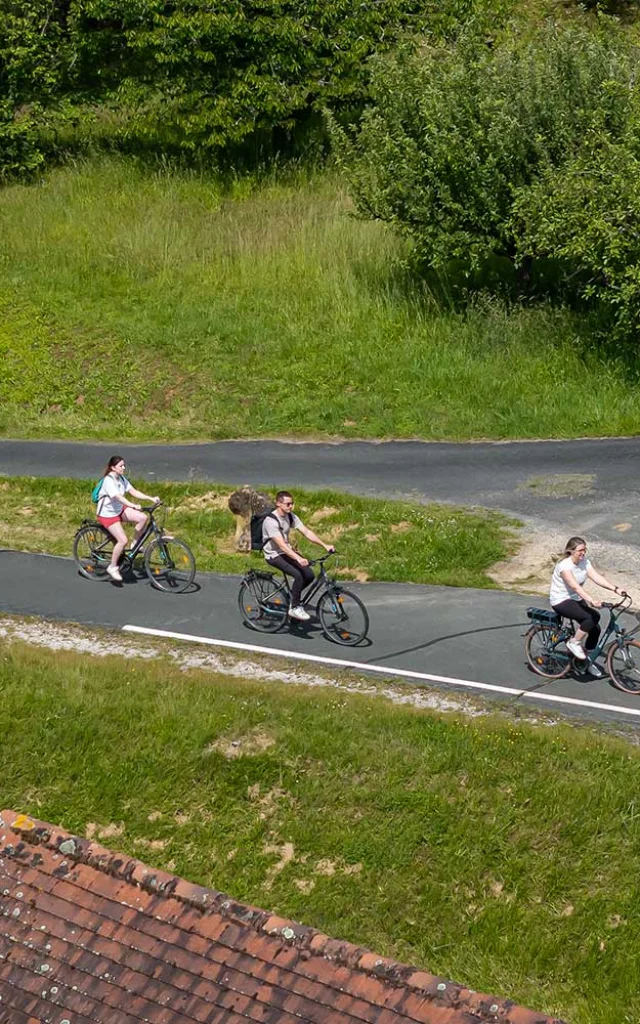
top-left (1, 810), bottom-right (566, 1024)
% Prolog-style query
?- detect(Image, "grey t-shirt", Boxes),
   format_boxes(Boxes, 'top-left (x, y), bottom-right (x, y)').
top-left (263, 511), bottom-right (303, 561)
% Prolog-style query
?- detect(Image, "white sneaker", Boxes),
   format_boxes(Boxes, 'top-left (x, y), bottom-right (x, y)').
top-left (106, 564), bottom-right (123, 582)
top-left (288, 605), bottom-right (310, 622)
top-left (587, 662), bottom-right (604, 679)
top-left (567, 638), bottom-right (586, 660)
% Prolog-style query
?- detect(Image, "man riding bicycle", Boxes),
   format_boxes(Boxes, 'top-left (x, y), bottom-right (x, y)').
top-left (262, 491), bottom-right (335, 621)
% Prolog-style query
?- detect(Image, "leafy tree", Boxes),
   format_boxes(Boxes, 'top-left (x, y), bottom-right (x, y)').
top-left (333, 18), bottom-right (640, 337)
top-left (0, 0), bottom-right (73, 175)
top-left (515, 144), bottom-right (640, 341)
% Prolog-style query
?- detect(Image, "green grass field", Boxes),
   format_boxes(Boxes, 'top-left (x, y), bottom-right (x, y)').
top-left (1, 156), bottom-right (639, 442)
top-left (0, 474), bottom-right (517, 587)
top-left (2, 639), bottom-right (640, 1024)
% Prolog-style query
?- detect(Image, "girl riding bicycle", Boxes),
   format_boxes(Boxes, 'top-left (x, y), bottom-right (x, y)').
top-left (96, 455), bottom-right (159, 582)
top-left (550, 536), bottom-right (622, 672)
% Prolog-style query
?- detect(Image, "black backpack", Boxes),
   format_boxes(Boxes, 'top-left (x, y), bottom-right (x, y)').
top-left (250, 510), bottom-right (293, 551)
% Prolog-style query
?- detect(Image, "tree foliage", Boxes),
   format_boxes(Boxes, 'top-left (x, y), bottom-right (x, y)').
top-left (334, 18), bottom-right (640, 339)
top-left (0, 0), bottom-right (74, 176)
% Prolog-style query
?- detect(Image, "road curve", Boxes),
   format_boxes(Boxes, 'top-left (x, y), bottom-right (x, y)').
top-left (2, 437), bottom-right (640, 726)
top-left (1, 437), bottom-right (640, 538)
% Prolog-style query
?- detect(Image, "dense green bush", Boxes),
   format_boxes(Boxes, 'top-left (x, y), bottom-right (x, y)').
top-left (515, 144), bottom-right (640, 341)
top-left (334, 18), bottom-right (640, 338)
top-left (0, 0), bottom-right (583, 173)
top-left (0, 0), bottom-right (75, 176)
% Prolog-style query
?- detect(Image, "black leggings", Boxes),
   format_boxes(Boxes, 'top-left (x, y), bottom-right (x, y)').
top-left (267, 554), bottom-right (315, 605)
top-left (552, 599), bottom-right (601, 651)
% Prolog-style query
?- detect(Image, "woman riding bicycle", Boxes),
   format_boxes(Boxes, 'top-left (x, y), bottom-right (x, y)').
top-left (550, 536), bottom-right (621, 673)
top-left (96, 456), bottom-right (159, 582)
top-left (263, 491), bottom-right (334, 621)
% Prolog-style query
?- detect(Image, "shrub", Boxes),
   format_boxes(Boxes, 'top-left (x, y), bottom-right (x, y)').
top-left (514, 144), bottom-right (640, 342)
top-left (333, 18), bottom-right (640, 337)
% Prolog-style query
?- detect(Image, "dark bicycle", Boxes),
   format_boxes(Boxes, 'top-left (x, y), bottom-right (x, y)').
top-left (524, 591), bottom-right (640, 693)
top-left (73, 502), bottom-right (196, 593)
top-left (238, 552), bottom-right (370, 646)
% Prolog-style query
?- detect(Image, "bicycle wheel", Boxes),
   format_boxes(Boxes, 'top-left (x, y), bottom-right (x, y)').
top-left (607, 639), bottom-right (640, 694)
top-left (317, 587), bottom-right (369, 646)
top-left (144, 537), bottom-right (196, 593)
top-left (73, 523), bottom-right (115, 580)
top-left (524, 624), bottom-right (571, 679)
top-left (238, 575), bottom-right (288, 632)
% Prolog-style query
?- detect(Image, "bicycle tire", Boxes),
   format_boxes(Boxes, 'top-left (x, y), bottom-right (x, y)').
top-left (524, 624), bottom-right (571, 679)
top-left (73, 523), bottom-right (115, 580)
top-left (144, 537), bottom-right (196, 593)
top-left (607, 638), bottom-right (640, 695)
top-left (238, 575), bottom-right (287, 632)
top-left (317, 587), bottom-right (369, 646)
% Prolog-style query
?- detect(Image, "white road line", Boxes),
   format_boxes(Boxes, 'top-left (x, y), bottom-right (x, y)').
top-left (122, 624), bottom-right (640, 719)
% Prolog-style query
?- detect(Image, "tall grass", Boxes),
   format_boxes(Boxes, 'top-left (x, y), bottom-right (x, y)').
top-left (0, 155), bottom-right (638, 441)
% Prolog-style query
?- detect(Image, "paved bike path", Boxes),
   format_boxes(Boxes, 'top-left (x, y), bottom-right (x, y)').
top-left (4, 549), bottom-right (640, 727)
top-left (1, 437), bottom-right (640, 539)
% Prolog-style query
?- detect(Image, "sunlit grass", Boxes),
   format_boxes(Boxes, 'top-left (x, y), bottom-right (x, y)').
top-left (2, 640), bottom-right (640, 1024)
top-left (0, 474), bottom-right (518, 587)
top-left (1, 155), bottom-right (639, 440)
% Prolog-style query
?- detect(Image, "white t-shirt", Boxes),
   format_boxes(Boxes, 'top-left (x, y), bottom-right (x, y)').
top-left (263, 511), bottom-right (303, 561)
top-left (98, 474), bottom-right (131, 517)
top-left (550, 556), bottom-right (591, 606)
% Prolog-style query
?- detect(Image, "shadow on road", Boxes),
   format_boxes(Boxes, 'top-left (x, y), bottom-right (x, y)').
top-left (370, 620), bottom-right (527, 665)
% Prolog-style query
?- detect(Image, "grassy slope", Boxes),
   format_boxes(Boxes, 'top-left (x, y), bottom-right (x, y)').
top-left (1, 157), bottom-right (639, 442)
top-left (2, 641), bottom-right (640, 1024)
top-left (0, 475), bottom-right (517, 587)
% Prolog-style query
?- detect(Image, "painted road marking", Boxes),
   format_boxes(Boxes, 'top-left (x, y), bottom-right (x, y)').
top-left (123, 625), bottom-right (640, 719)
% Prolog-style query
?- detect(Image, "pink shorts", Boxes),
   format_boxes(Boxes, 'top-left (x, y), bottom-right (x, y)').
top-left (98, 512), bottom-right (124, 528)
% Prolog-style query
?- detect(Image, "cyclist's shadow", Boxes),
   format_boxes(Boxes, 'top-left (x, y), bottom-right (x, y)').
top-left (242, 615), bottom-right (373, 649)
top-left (118, 565), bottom-right (201, 595)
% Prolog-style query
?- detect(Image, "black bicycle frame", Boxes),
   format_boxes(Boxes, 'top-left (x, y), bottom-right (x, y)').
top-left (122, 507), bottom-right (164, 560)
top-left (83, 505), bottom-right (164, 561)
top-left (261, 556), bottom-right (337, 608)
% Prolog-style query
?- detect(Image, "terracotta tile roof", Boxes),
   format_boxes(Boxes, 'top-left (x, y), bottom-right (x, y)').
top-left (0, 809), bottom-right (565, 1024)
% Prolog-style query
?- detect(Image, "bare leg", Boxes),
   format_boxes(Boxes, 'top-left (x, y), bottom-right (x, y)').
top-left (121, 506), bottom-right (148, 545)
top-left (107, 521), bottom-right (128, 567)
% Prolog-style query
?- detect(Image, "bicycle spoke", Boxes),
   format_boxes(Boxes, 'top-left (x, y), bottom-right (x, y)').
top-left (524, 625), bottom-right (571, 679)
top-left (608, 640), bottom-right (640, 694)
top-left (73, 524), bottom-right (114, 581)
top-left (238, 575), bottom-right (287, 632)
top-left (318, 588), bottom-right (369, 646)
top-left (144, 538), bottom-right (196, 594)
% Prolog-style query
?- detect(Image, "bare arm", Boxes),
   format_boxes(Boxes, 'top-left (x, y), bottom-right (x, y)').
top-left (270, 531), bottom-right (309, 565)
top-left (298, 524), bottom-right (335, 552)
top-left (127, 485), bottom-right (160, 504)
top-left (587, 566), bottom-right (618, 593)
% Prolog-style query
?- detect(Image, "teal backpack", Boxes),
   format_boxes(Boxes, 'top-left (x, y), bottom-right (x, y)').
top-left (91, 477), bottom-right (105, 504)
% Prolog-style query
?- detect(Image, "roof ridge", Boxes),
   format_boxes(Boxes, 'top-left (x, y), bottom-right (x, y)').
top-left (1, 810), bottom-right (566, 1024)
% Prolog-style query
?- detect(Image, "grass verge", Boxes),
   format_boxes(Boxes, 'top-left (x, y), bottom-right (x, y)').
top-left (0, 474), bottom-right (518, 588)
top-left (1, 156), bottom-right (640, 441)
top-left (1, 639), bottom-right (640, 1024)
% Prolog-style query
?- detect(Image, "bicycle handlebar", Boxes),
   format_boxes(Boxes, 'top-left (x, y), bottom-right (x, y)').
top-left (600, 591), bottom-right (631, 611)
top-left (308, 551), bottom-right (337, 567)
top-left (140, 501), bottom-right (163, 513)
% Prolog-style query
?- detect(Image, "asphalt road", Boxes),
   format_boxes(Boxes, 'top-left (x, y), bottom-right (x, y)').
top-left (2, 437), bottom-right (640, 725)
top-left (1, 436), bottom-right (640, 539)
top-left (4, 549), bottom-right (640, 727)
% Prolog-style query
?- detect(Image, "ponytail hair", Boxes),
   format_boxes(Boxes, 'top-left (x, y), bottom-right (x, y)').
top-left (103, 455), bottom-right (125, 477)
